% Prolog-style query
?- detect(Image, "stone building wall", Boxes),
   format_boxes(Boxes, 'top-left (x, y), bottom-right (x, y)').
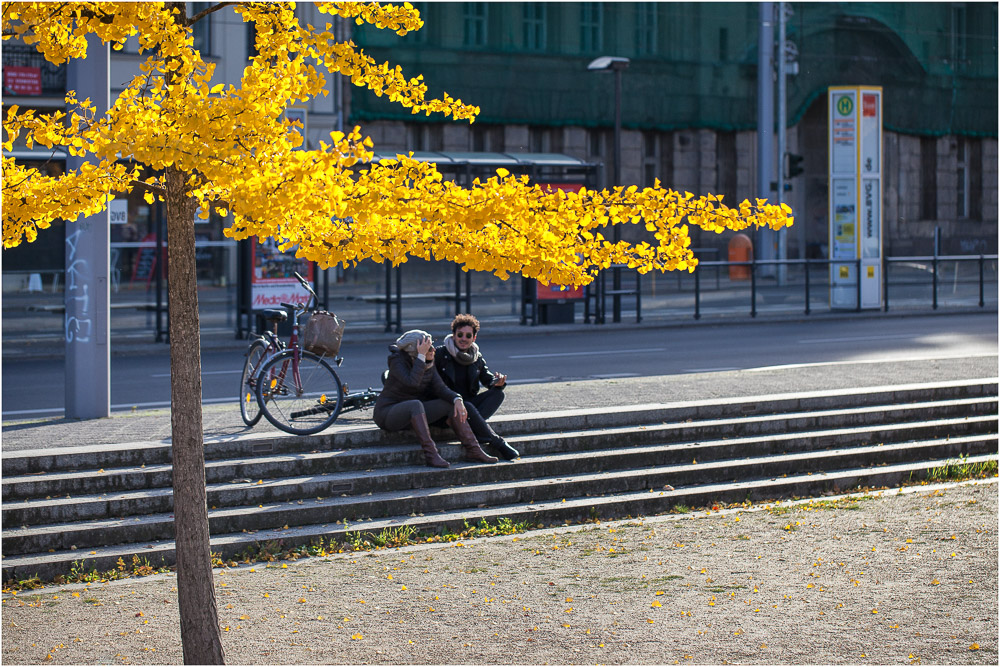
top-left (357, 117), bottom-right (997, 258)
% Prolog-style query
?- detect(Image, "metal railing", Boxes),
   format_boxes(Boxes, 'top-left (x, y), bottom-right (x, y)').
top-left (885, 254), bottom-right (996, 311)
top-left (661, 253), bottom-right (998, 321)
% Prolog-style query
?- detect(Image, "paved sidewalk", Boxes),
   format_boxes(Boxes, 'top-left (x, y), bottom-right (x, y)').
top-left (1, 480), bottom-right (996, 665)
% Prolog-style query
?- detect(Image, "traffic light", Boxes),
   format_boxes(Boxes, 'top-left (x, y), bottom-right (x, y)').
top-left (786, 153), bottom-right (805, 179)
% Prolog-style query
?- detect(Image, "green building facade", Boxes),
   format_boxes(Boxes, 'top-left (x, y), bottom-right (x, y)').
top-left (351, 2), bottom-right (999, 256)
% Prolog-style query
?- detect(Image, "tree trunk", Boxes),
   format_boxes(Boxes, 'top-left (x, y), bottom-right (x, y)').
top-left (165, 167), bottom-right (225, 664)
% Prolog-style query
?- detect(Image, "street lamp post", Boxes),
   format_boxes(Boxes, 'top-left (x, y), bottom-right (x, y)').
top-left (588, 55), bottom-right (630, 323)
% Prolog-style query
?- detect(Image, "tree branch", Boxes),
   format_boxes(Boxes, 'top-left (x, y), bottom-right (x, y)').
top-left (187, 2), bottom-right (235, 27)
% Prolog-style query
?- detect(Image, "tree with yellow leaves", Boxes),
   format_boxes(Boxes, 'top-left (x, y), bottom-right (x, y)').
top-left (2, 2), bottom-right (790, 663)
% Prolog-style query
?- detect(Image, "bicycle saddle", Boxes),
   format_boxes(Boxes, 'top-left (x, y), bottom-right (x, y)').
top-left (260, 309), bottom-right (287, 322)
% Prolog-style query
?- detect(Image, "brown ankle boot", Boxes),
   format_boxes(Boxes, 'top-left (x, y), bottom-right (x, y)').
top-left (447, 415), bottom-right (498, 464)
top-left (411, 414), bottom-right (449, 468)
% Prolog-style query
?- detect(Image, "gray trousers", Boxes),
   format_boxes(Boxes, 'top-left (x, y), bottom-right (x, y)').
top-left (380, 399), bottom-right (453, 431)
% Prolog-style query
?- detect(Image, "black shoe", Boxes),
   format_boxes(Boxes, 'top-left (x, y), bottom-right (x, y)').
top-left (487, 437), bottom-right (519, 460)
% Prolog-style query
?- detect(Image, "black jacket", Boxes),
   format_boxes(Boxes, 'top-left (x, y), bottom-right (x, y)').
top-left (373, 345), bottom-right (459, 428)
top-left (434, 346), bottom-right (498, 401)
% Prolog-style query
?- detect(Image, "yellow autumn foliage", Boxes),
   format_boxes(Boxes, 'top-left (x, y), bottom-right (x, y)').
top-left (2, 1), bottom-right (792, 287)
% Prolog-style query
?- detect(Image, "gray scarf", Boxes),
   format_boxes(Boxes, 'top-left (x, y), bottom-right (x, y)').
top-left (444, 334), bottom-right (480, 365)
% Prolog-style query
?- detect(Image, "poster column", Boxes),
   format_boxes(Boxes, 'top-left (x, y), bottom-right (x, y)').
top-left (828, 86), bottom-right (882, 309)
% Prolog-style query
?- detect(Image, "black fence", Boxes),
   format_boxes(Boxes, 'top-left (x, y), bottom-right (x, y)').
top-left (330, 252), bottom-right (998, 331)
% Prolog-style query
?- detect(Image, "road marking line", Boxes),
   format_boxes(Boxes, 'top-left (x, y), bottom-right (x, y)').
top-left (798, 334), bottom-right (919, 344)
top-left (683, 367), bottom-right (740, 373)
top-left (507, 378), bottom-right (559, 385)
top-left (509, 347), bottom-right (665, 359)
top-left (743, 352), bottom-right (997, 373)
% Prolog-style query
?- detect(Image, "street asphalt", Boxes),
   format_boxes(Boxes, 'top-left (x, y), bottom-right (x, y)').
top-left (1, 350), bottom-right (996, 453)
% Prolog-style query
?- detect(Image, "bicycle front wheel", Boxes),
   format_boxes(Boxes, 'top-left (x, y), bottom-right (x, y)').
top-left (239, 339), bottom-right (268, 427)
top-left (256, 350), bottom-right (344, 435)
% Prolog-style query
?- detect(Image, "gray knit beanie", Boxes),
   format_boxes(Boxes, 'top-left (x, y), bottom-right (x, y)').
top-left (395, 329), bottom-right (432, 358)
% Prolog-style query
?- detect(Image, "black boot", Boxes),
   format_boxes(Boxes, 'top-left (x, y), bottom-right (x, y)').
top-left (411, 414), bottom-right (449, 468)
top-left (486, 436), bottom-right (519, 460)
top-left (466, 406), bottom-right (519, 460)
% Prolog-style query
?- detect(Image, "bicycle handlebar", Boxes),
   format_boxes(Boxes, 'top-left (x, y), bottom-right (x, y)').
top-left (293, 272), bottom-right (319, 298)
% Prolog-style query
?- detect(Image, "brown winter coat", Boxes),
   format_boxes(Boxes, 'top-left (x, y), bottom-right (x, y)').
top-left (372, 345), bottom-right (460, 429)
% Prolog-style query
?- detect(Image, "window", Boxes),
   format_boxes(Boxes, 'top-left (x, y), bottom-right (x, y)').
top-left (191, 2), bottom-right (212, 56)
top-left (408, 124), bottom-right (443, 152)
top-left (956, 138), bottom-right (969, 218)
top-left (969, 139), bottom-right (983, 219)
top-left (635, 4), bottom-right (658, 56)
top-left (529, 126), bottom-right (549, 153)
top-left (472, 124), bottom-right (504, 152)
top-left (523, 4), bottom-right (547, 51)
top-left (920, 137), bottom-right (937, 220)
top-left (580, 4), bottom-right (603, 53)
top-left (716, 132), bottom-right (737, 198)
top-left (463, 3), bottom-right (487, 47)
top-left (642, 132), bottom-right (658, 187)
top-left (718, 27), bottom-right (729, 63)
top-left (246, 21), bottom-right (258, 60)
top-left (588, 128), bottom-right (605, 159)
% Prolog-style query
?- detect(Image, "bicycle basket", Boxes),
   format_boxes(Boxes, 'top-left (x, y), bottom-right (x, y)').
top-left (302, 311), bottom-right (345, 357)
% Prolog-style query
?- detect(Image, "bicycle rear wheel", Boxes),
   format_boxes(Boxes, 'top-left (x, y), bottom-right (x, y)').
top-left (239, 339), bottom-right (268, 426)
top-left (256, 350), bottom-right (344, 435)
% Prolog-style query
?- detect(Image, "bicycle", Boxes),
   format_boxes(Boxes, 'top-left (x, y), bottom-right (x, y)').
top-left (240, 272), bottom-right (380, 435)
top-left (239, 311), bottom-right (285, 427)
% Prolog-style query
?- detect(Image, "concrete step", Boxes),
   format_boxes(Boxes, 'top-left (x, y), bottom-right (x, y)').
top-left (3, 413), bottom-right (995, 527)
top-left (4, 397), bottom-right (995, 501)
top-left (3, 431), bottom-right (995, 557)
top-left (4, 451), bottom-right (996, 583)
top-left (3, 380), bottom-right (996, 582)
top-left (3, 378), bottom-right (995, 476)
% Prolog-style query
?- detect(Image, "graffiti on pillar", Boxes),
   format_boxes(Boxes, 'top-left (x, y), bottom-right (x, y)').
top-left (65, 229), bottom-right (91, 343)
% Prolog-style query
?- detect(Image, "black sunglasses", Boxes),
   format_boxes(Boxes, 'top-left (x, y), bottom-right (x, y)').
top-left (455, 331), bottom-right (475, 339)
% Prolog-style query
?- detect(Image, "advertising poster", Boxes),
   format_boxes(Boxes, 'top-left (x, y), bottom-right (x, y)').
top-left (830, 91), bottom-right (857, 175)
top-left (251, 238), bottom-right (314, 309)
top-left (860, 92), bottom-right (880, 176)
top-left (861, 178), bottom-right (880, 259)
top-left (3, 66), bottom-right (41, 95)
top-left (109, 199), bottom-right (128, 225)
top-left (831, 179), bottom-right (857, 260)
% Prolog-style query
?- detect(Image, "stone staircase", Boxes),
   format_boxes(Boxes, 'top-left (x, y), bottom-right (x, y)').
top-left (3, 378), bottom-right (997, 583)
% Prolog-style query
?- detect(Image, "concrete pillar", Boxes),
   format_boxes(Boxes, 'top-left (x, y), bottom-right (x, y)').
top-left (65, 35), bottom-right (111, 419)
